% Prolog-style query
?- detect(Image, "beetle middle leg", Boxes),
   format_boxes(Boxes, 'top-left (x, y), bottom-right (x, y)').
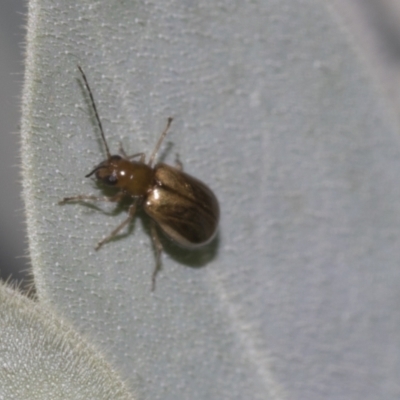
top-left (150, 221), bottom-right (163, 291)
top-left (95, 198), bottom-right (139, 250)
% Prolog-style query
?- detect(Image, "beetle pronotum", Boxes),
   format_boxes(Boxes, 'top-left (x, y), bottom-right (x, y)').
top-left (60, 66), bottom-right (219, 290)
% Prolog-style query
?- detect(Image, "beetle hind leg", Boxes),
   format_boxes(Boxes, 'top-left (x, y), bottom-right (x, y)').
top-left (150, 221), bottom-right (163, 291)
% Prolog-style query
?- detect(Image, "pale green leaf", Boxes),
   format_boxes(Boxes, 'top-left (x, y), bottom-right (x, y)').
top-left (21, 0), bottom-right (400, 399)
top-left (0, 282), bottom-right (134, 399)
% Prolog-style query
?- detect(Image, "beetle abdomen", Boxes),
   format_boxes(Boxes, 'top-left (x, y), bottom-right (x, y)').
top-left (144, 163), bottom-right (219, 247)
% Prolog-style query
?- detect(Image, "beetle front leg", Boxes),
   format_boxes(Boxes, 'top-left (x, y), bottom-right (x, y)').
top-left (128, 152), bottom-right (145, 162)
top-left (150, 221), bottom-right (163, 291)
top-left (175, 153), bottom-right (183, 171)
top-left (59, 192), bottom-right (124, 205)
top-left (95, 198), bottom-right (139, 250)
top-left (118, 142), bottom-right (145, 162)
top-left (148, 117), bottom-right (173, 167)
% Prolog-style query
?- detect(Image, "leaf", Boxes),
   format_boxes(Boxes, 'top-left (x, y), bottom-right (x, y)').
top-left (0, 282), bottom-right (135, 399)
top-left (21, 0), bottom-right (400, 399)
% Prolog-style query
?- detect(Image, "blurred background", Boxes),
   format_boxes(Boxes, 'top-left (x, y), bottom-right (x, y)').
top-left (0, 0), bottom-right (27, 288)
top-left (2, 0), bottom-right (400, 289)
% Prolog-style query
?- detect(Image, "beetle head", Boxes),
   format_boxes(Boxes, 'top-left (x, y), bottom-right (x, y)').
top-left (85, 155), bottom-right (122, 186)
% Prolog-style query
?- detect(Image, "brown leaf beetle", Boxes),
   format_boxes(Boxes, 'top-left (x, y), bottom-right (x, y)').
top-left (60, 66), bottom-right (219, 290)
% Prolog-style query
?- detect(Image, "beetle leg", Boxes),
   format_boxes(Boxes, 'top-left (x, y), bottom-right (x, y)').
top-left (95, 198), bottom-right (139, 250)
top-left (59, 192), bottom-right (124, 205)
top-left (127, 152), bottom-right (146, 162)
top-left (148, 117), bottom-right (173, 167)
top-left (118, 142), bottom-right (128, 158)
top-left (150, 221), bottom-right (163, 291)
top-left (118, 142), bottom-right (146, 162)
top-left (175, 153), bottom-right (183, 171)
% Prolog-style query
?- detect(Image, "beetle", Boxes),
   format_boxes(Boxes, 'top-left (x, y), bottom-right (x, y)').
top-left (60, 66), bottom-right (219, 290)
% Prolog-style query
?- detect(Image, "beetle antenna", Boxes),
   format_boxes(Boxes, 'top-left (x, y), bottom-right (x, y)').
top-left (77, 65), bottom-right (111, 159)
top-left (148, 117), bottom-right (173, 167)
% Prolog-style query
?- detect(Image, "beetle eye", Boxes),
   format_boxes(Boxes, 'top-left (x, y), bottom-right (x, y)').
top-left (104, 173), bottom-right (118, 186)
